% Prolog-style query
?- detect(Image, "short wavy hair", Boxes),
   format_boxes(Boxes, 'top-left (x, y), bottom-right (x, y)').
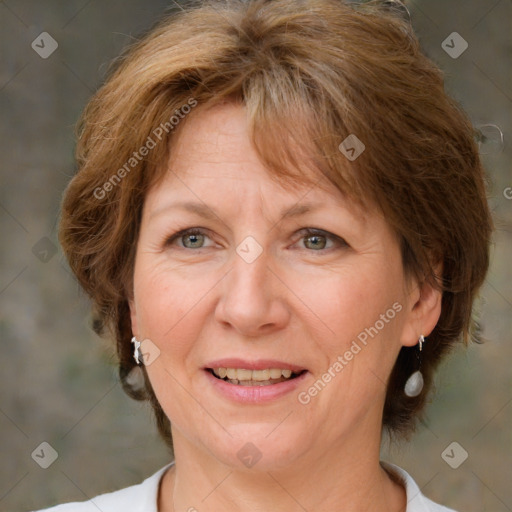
top-left (59, 0), bottom-right (493, 452)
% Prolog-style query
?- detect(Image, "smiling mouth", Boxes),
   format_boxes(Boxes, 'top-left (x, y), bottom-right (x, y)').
top-left (207, 368), bottom-right (307, 386)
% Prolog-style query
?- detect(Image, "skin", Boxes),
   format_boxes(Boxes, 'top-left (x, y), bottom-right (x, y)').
top-left (129, 102), bottom-right (442, 512)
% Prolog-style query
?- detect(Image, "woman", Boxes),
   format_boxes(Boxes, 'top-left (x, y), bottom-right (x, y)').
top-left (35, 0), bottom-right (493, 510)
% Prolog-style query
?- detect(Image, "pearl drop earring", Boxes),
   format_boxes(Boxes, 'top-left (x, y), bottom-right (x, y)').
top-left (404, 335), bottom-right (425, 398)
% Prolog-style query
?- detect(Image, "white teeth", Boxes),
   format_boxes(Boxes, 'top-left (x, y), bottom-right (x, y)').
top-left (269, 369), bottom-right (282, 379)
top-left (212, 367), bottom-right (299, 381)
top-left (252, 369), bottom-right (270, 381)
top-left (237, 369), bottom-right (253, 380)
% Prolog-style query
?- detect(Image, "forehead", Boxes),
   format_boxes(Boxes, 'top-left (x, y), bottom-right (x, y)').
top-left (147, 102), bottom-right (371, 222)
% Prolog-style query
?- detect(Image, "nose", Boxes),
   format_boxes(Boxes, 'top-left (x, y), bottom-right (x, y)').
top-left (214, 245), bottom-right (291, 337)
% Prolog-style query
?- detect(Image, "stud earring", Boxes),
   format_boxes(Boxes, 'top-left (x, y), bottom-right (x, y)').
top-left (404, 335), bottom-right (425, 397)
top-left (131, 336), bottom-right (142, 365)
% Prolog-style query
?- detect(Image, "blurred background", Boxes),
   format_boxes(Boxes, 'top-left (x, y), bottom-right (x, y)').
top-left (0, 1), bottom-right (510, 511)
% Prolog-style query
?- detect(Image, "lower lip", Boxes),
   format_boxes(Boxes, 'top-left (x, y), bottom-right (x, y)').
top-left (204, 369), bottom-right (309, 403)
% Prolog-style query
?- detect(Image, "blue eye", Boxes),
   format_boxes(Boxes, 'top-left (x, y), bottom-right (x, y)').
top-left (166, 228), bottom-right (212, 249)
top-left (165, 227), bottom-right (349, 252)
top-left (297, 228), bottom-right (349, 252)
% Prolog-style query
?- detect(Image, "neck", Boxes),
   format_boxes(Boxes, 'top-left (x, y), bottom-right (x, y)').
top-left (158, 424), bottom-right (406, 512)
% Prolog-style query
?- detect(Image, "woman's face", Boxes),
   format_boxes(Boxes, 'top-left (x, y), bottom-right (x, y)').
top-left (129, 102), bottom-right (428, 470)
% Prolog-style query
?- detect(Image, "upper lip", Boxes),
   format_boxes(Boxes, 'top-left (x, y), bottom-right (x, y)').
top-left (205, 358), bottom-right (307, 373)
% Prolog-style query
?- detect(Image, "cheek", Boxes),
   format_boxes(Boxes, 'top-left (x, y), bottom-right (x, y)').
top-left (133, 265), bottom-right (205, 409)
top-left (308, 268), bottom-right (401, 336)
top-left (301, 263), bottom-right (407, 388)
top-left (133, 258), bottom-right (196, 349)
top-left (132, 253), bottom-right (230, 373)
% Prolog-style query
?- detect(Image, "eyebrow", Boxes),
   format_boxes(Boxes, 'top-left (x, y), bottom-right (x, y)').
top-left (149, 201), bottom-right (323, 222)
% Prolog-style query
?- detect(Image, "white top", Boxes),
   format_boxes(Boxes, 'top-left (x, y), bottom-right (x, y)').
top-left (33, 461), bottom-right (457, 512)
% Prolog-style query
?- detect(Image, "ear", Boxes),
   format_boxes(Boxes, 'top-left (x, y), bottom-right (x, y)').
top-left (400, 264), bottom-right (443, 347)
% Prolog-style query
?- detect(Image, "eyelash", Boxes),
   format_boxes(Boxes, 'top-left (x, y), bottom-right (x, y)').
top-left (164, 227), bottom-right (349, 253)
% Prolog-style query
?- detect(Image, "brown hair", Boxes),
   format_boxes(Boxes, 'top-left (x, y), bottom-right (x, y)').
top-left (59, 0), bottom-right (493, 452)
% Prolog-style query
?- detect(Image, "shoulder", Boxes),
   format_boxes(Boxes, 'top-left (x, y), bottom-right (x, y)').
top-left (31, 463), bottom-right (174, 512)
top-left (380, 461), bottom-right (458, 512)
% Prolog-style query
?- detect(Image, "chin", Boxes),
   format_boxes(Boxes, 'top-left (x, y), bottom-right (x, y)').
top-left (201, 423), bottom-right (309, 471)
